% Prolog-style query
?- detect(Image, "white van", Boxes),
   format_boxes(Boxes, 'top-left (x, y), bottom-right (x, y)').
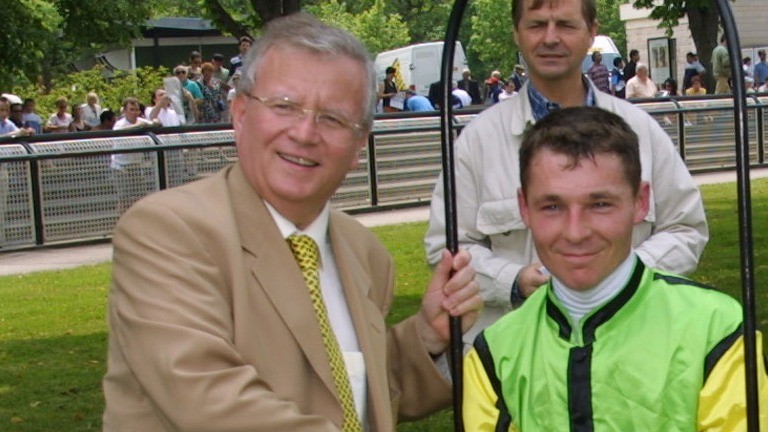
top-left (582, 35), bottom-right (622, 73)
top-left (374, 41), bottom-right (467, 98)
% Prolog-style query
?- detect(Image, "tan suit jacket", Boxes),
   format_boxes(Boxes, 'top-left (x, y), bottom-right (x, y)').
top-left (102, 164), bottom-right (451, 431)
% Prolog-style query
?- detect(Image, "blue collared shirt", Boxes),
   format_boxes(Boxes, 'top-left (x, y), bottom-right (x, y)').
top-left (527, 76), bottom-right (597, 121)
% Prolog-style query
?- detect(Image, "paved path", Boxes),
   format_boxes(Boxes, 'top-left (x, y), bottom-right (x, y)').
top-left (2, 168), bottom-right (767, 276)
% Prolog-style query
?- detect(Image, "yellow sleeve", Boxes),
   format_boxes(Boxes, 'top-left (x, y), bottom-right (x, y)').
top-left (463, 348), bottom-right (518, 432)
top-left (698, 332), bottom-right (768, 431)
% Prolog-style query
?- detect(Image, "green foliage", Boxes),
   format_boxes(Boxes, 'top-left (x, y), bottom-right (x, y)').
top-left (595, 0), bottom-right (627, 55)
top-left (10, 66), bottom-right (169, 119)
top-left (1, 176), bottom-right (768, 430)
top-left (469, 0), bottom-right (517, 79)
top-left (0, 0), bottom-right (156, 90)
top-left (306, 0), bottom-right (411, 55)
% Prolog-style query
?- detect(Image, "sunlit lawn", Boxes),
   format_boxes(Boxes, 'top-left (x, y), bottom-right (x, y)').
top-left (1, 179), bottom-right (767, 431)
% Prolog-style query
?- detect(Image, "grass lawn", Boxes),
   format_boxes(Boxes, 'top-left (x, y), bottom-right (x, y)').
top-left (1, 180), bottom-right (767, 431)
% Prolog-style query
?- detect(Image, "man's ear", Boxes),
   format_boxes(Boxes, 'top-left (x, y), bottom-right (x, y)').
top-left (633, 181), bottom-right (651, 224)
top-left (518, 187), bottom-right (530, 227)
top-left (230, 96), bottom-right (245, 141)
top-left (348, 132), bottom-right (369, 170)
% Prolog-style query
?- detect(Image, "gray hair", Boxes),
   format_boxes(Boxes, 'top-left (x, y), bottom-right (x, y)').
top-left (236, 13), bottom-right (377, 130)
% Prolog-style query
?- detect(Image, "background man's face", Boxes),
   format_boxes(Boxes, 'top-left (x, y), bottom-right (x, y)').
top-left (514, 0), bottom-right (596, 83)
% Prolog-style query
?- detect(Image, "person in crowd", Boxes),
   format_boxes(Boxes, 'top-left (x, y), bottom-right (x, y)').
top-left (685, 74), bottom-right (707, 96)
top-left (226, 70), bottom-right (241, 121)
top-left (91, 109), bottom-right (116, 131)
top-left (712, 34), bottom-right (731, 94)
top-left (659, 77), bottom-right (678, 97)
top-left (509, 64), bottom-right (528, 93)
top-left (21, 98), bottom-right (43, 135)
top-left (745, 76), bottom-right (756, 94)
top-left (211, 53), bottom-right (230, 89)
top-left (682, 52), bottom-right (706, 92)
top-left (624, 49), bottom-right (639, 82)
top-left (0, 99), bottom-right (32, 137)
top-left (587, 51), bottom-right (610, 93)
top-left (198, 62), bottom-right (224, 124)
top-left (229, 35), bottom-right (253, 77)
top-left (188, 50), bottom-right (203, 81)
top-left (68, 104), bottom-right (92, 132)
top-left (404, 89), bottom-right (435, 112)
top-left (625, 62), bottom-right (658, 99)
top-left (452, 80), bottom-right (472, 108)
top-left (81, 92), bottom-right (102, 127)
top-left (110, 97), bottom-right (156, 214)
top-left (462, 105), bottom-right (768, 431)
top-left (146, 88), bottom-right (182, 127)
top-left (212, 53), bottom-right (232, 121)
top-left (485, 70), bottom-right (504, 105)
top-left (424, 0), bottom-right (707, 350)
top-left (174, 65), bottom-right (202, 124)
top-left (7, 101), bottom-right (36, 135)
top-left (497, 79), bottom-right (518, 102)
top-left (754, 49), bottom-right (768, 89)
top-left (113, 97), bottom-right (156, 131)
top-left (743, 56), bottom-right (753, 78)
top-left (44, 97), bottom-right (73, 133)
top-left (610, 56), bottom-right (626, 98)
top-left (102, 13), bottom-right (482, 431)
top-left (379, 66), bottom-right (399, 112)
top-left (458, 68), bottom-right (482, 105)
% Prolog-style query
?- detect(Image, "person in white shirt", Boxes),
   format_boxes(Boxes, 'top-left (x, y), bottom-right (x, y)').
top-left (80, 92), bottom-right (102, 127)
top-left (111, 97), bottom-right (157, 213)
top-left (145, 88), bottom-right (182, 127)
top-left (498, 80), bottom-right (518, 101)
top-left (625, 63), bottom-right (658, 99)
top-left (452, 81), bottom-right (472, 108)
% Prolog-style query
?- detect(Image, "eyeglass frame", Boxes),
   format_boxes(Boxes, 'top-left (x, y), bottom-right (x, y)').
top-left (241, 93), bottom-right (364, 136)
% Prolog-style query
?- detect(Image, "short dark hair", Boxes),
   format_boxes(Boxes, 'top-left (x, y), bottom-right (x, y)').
top-left (513, 0), bottom-right (596, 30)
top-left (613, 57), bottom-right (623, 67)
top-left (520, 106), bottom-right (641, 194)
top-left (239, 36), bottom-right (253, 44)
top-left (591, 51), bottom-right (601, 62)
top-left (629, 49), bottom-right (639, 58)
top-left (100, 109), bottom-right (116, 123)
top-left (212, 53), bottom-right (224, 61)
top-left (385, 66), bottom-right (396, 75)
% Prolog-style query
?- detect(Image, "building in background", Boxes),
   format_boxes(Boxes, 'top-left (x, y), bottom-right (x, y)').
top-left (620, 0), bottom-right (767, 89)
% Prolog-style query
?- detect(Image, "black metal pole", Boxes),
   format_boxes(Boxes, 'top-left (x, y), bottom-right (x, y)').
top-left (439, 0), bottom-right (469, 431)
top-left (714, 0), bottom-right (760, 430)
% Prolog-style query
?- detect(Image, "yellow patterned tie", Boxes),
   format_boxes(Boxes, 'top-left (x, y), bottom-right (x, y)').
top-left (286, 235), bottom-right (362, 432)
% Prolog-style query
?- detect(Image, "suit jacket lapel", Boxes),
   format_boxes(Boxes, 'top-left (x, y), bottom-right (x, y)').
top-left (227, 164), bottom-right (339, 399)
top-left (329, 212), bottom-right (391, 431)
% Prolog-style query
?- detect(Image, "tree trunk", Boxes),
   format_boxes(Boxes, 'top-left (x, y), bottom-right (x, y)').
top-left (203, 0), bottom-right (253, 39)
top-left (686, 4), bottom-right (720, 94)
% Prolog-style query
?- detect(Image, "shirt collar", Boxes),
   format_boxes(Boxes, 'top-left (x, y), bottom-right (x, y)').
top-left (527, 76), bottom-right (596, 121)
top-left (264, 200), bottom-right (330, 249)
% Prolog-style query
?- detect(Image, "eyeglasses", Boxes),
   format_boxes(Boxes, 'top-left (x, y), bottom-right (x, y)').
top-left (243, 94), bottom-right (364, 136)
top-left (175, 70), bottom-right (187, 75)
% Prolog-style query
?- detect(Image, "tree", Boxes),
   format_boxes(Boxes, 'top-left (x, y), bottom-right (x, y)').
top-left (596, 0), bottom-right (627, 57)
top-left (632, 0), bottom-right (720, 92)
top-left (469, 0), bottom-right (516, 81)
top-left (1, 0), bottom-right (154, 90)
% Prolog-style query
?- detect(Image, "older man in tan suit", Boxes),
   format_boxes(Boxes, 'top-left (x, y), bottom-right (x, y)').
top-left (102, 12), bottom-right (481, 432)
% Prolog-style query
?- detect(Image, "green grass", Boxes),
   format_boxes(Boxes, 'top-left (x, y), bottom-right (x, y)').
top-left (2, 180), bottom-right (768, 431)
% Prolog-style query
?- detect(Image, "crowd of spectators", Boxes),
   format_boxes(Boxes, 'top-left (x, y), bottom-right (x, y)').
top-left (0, 37), bottom-right (253, 139)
